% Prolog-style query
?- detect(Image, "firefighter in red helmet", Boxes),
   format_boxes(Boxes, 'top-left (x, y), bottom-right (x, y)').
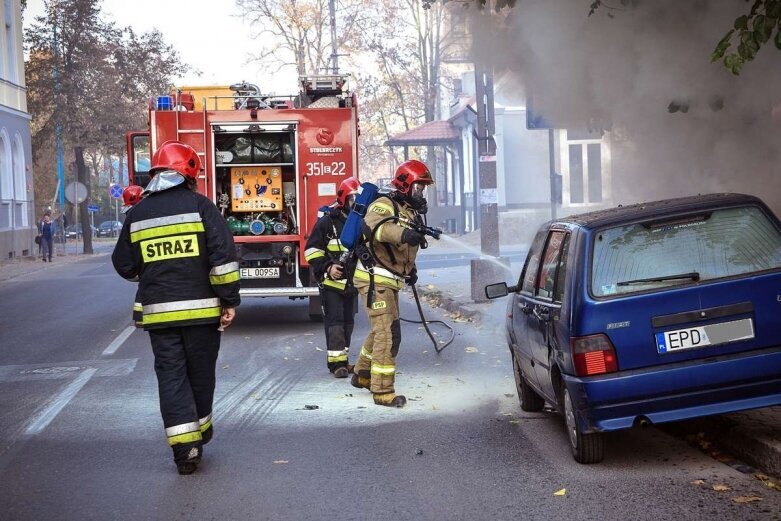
top-left (351, 159), bottom-right (434, 407)
top-left (305, 176), bottom-right (360, 378)
top-left (120, 184), bottom-right (146, 326)
top-left (112, 140), bottom-right (240, 475)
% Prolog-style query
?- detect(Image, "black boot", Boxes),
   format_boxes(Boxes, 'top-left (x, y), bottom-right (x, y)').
top-left (333, 366), bottom-right (349, 378)
top-left (173, 444), bottom-right (202, 475)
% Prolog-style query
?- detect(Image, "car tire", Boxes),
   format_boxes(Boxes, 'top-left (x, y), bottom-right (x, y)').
top-left (562, 385), bottom-right (604, 464)
top-left (512, 352), bottom-right (545, 412)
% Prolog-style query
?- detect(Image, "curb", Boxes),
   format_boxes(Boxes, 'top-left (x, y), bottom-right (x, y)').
top-left (415, 285), bottom-right (479, 322)
top-left (716, 418), bottom-right (781, 478)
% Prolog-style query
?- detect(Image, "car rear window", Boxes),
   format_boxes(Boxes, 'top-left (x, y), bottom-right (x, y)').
top-left (591, 206), bottom-right (781, 297)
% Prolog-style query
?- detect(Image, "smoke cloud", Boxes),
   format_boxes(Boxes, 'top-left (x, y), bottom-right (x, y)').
top-left (473, 0), bottom-right (781, 213)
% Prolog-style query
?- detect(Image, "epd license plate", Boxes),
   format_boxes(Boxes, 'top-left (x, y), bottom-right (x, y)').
top-left (240, 267), bottom-right (280, 279)
top-left (656, 318), bottom-right (754, 353)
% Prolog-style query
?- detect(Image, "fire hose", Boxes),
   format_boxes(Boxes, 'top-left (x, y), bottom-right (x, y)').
top-left (364, 215), bottom-right (455, 354)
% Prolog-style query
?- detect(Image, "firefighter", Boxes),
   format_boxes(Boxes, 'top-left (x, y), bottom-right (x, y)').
top-left (351, 160), bottom-right (433, 407)
top-left (112, 141), bottom-right (240, 475)
top-left (304, 177), bottom-right (360, 378)
top-left (120, 185), bottom-right (145, 327)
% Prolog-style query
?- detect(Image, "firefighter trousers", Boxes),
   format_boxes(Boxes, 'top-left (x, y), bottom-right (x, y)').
top-left (321, 288), bottom-right (356, 372)
top-left (354, 285), bottom-right (401, 394)
top-left (148, 324), bottom-right (220, 461)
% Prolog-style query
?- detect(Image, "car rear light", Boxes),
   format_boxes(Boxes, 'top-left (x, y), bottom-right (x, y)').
top-left (571, 334), bottom-right (618, 376)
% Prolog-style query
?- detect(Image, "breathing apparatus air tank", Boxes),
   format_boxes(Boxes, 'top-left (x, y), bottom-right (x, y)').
top-left (339, 182), bottom-right (379, 250)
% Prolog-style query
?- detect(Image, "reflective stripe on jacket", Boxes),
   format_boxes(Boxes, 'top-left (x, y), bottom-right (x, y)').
top-left (112, 184), bottom-right (240, 329)
top-left (304, 207), bottom-right (350, 293)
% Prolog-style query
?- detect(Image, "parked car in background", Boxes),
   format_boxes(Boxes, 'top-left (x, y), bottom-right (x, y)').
top-left (65, 224), bottom-right (97, 239)
top-left (96, 220), bottom-right (122, 238)
top-left (485, 193), bottom-right (781, 464)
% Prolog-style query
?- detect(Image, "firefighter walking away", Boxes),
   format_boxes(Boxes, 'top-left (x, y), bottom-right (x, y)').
top-left (112, 141), bottom-right (241, 475)
top-left (352, 160), bottom-right (433, 407)
top-left (305, 177), bottom-right (361, 378)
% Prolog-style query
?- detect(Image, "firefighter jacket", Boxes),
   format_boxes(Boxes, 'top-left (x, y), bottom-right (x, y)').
top-left (112, 184), bottom-right (241, 329)
top-left (304, 206), bottom-right (351, 293)
top-left (353, 195), bottom-right (419, 291)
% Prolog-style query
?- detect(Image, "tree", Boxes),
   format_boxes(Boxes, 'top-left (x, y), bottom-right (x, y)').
top-left (25, 0), bottom-right (187, 251)
top-left (235, 0), bottom-right (367, 76)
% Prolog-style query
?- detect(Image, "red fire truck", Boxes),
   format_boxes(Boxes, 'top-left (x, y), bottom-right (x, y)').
top-left (126, 75), bottom-right (359, 320)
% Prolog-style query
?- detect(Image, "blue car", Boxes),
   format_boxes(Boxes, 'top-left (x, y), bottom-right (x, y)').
top-left (485, 193), bottom-right (781, 463)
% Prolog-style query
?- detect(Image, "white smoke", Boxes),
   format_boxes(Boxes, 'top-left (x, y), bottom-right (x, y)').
top-left (474, 0), bottom-right (781, 213)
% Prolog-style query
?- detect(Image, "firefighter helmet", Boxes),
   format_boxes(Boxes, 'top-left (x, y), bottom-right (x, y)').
top-left (337, 176), bottom-right (360, 208)
top-left (150, 140), bottom-right (201, 180)
top-left (122, 185), bottom-right (143, 207)
top-left (391, 160), bottom-right (433, 195)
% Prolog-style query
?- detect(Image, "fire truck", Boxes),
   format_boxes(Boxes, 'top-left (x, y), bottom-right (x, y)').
top-left (126, 75), bottom-right (359, 320)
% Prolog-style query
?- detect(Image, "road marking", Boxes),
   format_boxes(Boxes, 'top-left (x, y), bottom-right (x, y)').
top-left (0, 359), bottom-right (138, 383)
top-left (25, 367), bottom-right (98, 435)
top-left (102, 326), bottom-right (136, 356)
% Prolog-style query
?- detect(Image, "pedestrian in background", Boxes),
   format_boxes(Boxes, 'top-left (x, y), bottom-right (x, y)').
top-left (37, 212), bottom-right (55, 262)
top-left (112, 141), bottom-right (240, 475)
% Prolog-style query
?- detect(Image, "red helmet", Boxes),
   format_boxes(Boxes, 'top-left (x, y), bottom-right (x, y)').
top-left (150, 140), bottom-right (201, 180)
top-left (391, 160), bottom-right (434, 195)
top-left (337, 177), bottom-right (360, 208)
top-left (122, 185), bottom-right (143, 207)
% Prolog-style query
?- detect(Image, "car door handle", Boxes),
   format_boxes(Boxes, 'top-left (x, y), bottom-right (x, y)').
top-left (534, 306), bottom-right (551, 321)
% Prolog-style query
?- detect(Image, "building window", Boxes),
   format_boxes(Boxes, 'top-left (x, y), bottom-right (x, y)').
top-left (13, 133), bottom-right (26, 225)
top-left (0, 128), bottom-right (10, 228)
top-left (564, 129), bottom-right (606, 206)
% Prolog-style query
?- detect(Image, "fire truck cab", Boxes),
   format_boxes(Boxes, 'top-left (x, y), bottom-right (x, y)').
top-left (126, 75), bottom-right (359, 320)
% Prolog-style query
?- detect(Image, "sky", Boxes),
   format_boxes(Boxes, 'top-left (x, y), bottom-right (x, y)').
top-left (24, 0), bottom-right (299, 92)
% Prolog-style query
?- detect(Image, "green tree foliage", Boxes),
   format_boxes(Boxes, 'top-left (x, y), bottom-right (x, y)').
top-left (711, 0), bottom-right (781, 74)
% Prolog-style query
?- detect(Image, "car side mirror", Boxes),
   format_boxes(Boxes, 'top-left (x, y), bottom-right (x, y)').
top-left (485, 282), bottom-right (509, 300)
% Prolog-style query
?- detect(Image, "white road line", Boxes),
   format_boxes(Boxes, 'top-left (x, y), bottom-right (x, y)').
top-left (25, 368), bottom-right (98, 435)
top-left (102, 326), bottom-right (136, 356)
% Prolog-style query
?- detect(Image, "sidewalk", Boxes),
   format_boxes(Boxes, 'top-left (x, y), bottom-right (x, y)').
top-left (0, 250), bottom-right (96, 282)
top-left (415, 238), bottom-right (781, 478)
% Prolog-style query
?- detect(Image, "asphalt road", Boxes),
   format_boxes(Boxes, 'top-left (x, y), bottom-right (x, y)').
top-left (0, 253), bottom-right (779, 520)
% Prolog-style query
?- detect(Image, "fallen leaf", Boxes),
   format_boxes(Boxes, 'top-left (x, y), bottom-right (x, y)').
top-left (427, 284), bottom-right (435, 290)
top-left (222, 365), bottom-right (230, 369)
top-left (509, 420), bottom-right (520, 425)
top-left (553, 488), bottom-right (566, 496)
top-left (502, 412), bottom-right (513, 416)
top-left (691, 480), bottom-right (706, 485)
top-left (755, 472), bottom-right (770, 481)
top-left (315, 347), bottom-right (323, 351)
top-left (731, 496), bottom-right (762, 504)
top-left (465, 346), bottom-right (479, 353)
top-left (712, 484), bottom-right (731, 492)
top-left (273, 460), bottom-right (288, 464)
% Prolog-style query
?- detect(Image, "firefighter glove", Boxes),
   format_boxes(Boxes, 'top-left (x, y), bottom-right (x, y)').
top-left (401, 229), bottom-right (425, 247)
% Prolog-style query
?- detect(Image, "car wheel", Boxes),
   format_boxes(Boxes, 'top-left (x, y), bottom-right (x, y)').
top-left (563, 385), bottom-right (604, 464)
top-left (512, 352), bottom-right (545, 412)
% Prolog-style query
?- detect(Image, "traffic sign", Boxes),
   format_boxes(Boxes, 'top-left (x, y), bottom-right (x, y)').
top-left (65, 182), bottom-right (88, 204)
top-left (87, 204), bottom-right (100, 213)
top-left (109, 184), bottom-right (124, 199)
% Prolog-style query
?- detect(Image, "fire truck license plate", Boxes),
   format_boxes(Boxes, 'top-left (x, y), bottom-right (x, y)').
top-left (240, 267), bottom-right (280, 279)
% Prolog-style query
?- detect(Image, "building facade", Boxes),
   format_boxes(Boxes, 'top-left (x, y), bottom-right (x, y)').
top-left (0, 0), bottom-right (34, 259)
